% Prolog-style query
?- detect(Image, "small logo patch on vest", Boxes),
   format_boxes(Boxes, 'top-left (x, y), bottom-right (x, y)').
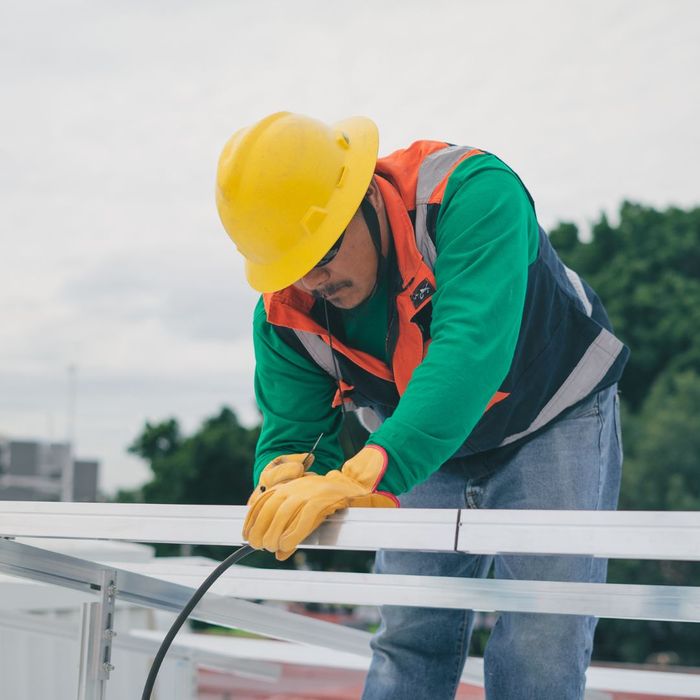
top-left (410, 279), bottom-right (436, 308)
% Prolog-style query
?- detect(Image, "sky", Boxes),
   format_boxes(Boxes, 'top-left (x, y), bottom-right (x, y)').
top-left (1, 0), bottom-right (699, 495)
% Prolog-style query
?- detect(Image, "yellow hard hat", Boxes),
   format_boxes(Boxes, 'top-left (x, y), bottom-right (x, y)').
top-left (215, 112), bottom-right (379, 292)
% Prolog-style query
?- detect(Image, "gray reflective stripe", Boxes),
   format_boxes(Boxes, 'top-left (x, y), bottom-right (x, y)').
top-left (499, 328), bottom-right (624, 447)
top-left (564, 265), bottom-right (593, 316)
top-left (414, 146), bottom-right (478, 270)
top-left (415, 146), bottom-right (478, 204)
top-left (292, 328), bottom-right (381, 424)
top-left (357, 406), bottom-right (383, 432)
top-left (294, 329), bottom-right (341, 380)
top-left (413, 206), bottom-right (437, 269)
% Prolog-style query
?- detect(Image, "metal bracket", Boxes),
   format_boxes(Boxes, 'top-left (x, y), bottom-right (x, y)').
top-left (77, 569), bottom-right (118, 700)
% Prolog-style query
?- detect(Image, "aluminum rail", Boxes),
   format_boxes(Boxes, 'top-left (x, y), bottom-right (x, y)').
top-left (456, 509), bottom-right (700, 560)
top-left (0, 502), bottom-right (454, 552)
top-left (2, 502), bottom-right (700, 560)
top-left (4, 536), bottom-right (700, 626)
top-left (0, 538), bottom-right (372, 658)
top-left (109, 561), bottom-right (700, 623)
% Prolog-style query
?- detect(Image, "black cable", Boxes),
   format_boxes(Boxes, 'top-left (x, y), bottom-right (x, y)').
top-left (141, 543), bottom-right (255, 699)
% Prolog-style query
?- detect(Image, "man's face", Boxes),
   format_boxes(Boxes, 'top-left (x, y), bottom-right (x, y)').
top-left (294, 186), bottom-right (384, 310)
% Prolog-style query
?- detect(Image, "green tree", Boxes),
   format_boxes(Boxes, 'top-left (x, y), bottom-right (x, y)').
top-left (550, 202), bottom-right (700, 409)
top-left (123, 408), bottom-right (258, 506)
top-left (620, 370), bottom-right (700, 512)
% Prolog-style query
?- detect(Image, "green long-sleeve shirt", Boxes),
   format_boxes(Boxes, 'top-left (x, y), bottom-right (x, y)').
top-left (252, 153), bottom-right (539, 495)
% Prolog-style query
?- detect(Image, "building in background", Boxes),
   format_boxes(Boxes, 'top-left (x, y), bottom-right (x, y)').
top-left (0, 437), bottom-right (99, 502)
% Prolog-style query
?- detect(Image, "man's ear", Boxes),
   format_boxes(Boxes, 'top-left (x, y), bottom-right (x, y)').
top-left (365, 176), bottom-right (381, 207)
top-left (362, 176), bottom-right (390, 258)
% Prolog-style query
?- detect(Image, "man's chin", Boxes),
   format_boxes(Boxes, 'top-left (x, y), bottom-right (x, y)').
top-left (327, 296), bottom-right (352, 309)
top-left (327, 291), bottom-right (369, 310)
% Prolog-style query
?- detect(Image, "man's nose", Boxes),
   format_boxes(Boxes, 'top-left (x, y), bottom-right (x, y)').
top-left (299, 266), bottom-right (330, 292)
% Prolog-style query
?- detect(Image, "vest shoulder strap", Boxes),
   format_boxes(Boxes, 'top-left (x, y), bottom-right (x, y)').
top-left (414, 145), bottom-right (482, 270)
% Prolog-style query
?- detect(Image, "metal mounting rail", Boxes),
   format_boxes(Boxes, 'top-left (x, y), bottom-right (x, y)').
top-left (2, 535), bottom-right (700, 630)
top-left (2, 502), bottom-right (700, 560)
top-left (113, 561), bottom-right (700, 623)
top-left (0, 538), bottom-right (373, 657)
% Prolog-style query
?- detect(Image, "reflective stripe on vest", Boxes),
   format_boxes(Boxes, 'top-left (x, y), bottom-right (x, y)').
top-left (291, 326), bottom-right (387, 430)
top-left (414, 145), bottom-right (484, 269)
top-left (500, 327), bottom-right (621, 446)
top-left (564, 265), bottom-right (593, 316)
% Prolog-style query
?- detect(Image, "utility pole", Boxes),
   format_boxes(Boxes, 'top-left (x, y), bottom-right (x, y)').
top-left (62, 364), bottom-right (77, 501)
top-left (67, 364), bottom-right (77, 445)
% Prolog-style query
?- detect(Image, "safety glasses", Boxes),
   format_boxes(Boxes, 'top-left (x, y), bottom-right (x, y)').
top-left (314, 231), bottom-right (346, 268)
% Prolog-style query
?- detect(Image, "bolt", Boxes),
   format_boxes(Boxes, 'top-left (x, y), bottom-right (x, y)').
top-left (103, 629), bottom-right (117, 640)
top-left (103, 662), bottom-right (115, 673)
top-left (106, 584), bottom-right (117, 597)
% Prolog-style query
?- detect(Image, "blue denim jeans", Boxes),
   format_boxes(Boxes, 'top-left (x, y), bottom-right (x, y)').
top-left (362, 385), bottom-right (622, 700)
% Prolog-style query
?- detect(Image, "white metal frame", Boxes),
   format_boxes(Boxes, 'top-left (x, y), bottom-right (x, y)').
top-left (1, 502), bottom-right (699, 699)
top-left (0, 608), bottom-right (280, 681)
top-left (115, 560), bottom-right (700, 623)
top-left (2, 502), bottom-right (700, 559)
top-left (77, 571), bottom-right (117, 700)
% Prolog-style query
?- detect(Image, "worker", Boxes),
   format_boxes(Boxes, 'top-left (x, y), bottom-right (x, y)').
top-left (215, 112), bottom-right (628, 700)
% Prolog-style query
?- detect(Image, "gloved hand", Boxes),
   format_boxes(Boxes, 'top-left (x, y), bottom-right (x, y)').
top-left (248, 453), bottom-right (314, 509)
top-left (248, 451), bottom-right (397, 510)
top-left (243, 445), bottom-right (399, 560)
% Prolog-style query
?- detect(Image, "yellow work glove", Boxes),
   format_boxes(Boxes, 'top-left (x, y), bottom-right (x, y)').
top-left (248, 453), bottom-right (314, 509)
top-left (243, 445), bottom-right (399, 560)
top-left (248, 451), bottom-right (396, 510)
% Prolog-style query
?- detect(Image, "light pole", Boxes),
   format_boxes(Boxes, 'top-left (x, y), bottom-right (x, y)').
top-left (62, 364), bottom-right (77, 501)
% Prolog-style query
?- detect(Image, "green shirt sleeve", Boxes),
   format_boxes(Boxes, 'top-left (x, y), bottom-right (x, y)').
top-left (367, 157), bottom-right (538, 494)
top-left (252, 299), bottom-right (345, 486)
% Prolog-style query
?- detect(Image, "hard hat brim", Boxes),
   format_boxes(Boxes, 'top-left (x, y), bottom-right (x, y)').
top-left (245, 116), bottom-right (379, 293)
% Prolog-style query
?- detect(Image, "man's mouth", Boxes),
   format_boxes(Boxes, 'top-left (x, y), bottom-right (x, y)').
top-left (312, 282), bottom-right (352, 300)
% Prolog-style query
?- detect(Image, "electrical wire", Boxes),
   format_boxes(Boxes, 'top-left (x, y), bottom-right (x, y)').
top-left (140, 543), bottom-right (255, 700)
